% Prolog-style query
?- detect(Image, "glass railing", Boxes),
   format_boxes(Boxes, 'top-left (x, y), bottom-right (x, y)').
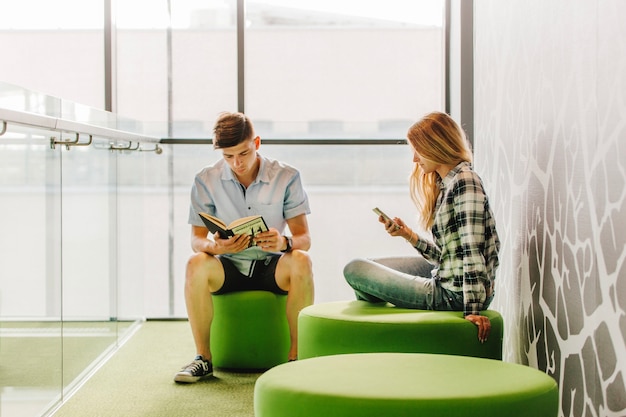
top-left (0, 84), bottom-right (161, 417)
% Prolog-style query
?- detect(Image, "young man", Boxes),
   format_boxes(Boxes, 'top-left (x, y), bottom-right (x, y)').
top-left (174, 112), bottom-right (314, 383)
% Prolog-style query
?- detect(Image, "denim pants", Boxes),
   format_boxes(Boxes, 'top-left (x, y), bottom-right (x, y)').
top-left (343, 256), bottom-right (465, 311)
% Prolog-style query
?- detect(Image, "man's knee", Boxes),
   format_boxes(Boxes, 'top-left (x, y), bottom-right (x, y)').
top-left (186, 252), bottom-right (225, 293)
top-left (187, 251), bottom-right (210, 269)
top-left (290, 249), bottom-right (313, 273)
top-left (186, 252), bottom-right (220, 279)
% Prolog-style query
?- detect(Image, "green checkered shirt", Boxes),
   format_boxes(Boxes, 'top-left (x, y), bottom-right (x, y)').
top-left (414, 161), bottom-right (500, 316)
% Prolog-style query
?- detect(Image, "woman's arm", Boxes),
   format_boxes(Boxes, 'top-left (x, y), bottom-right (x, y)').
top-left (386, 217), bottom-right (441, 262)
top-left (451, 172), bottom-right (492, 341)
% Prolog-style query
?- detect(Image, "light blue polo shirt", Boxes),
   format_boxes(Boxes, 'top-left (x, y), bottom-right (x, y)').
top-left (188, 153), bottom-right (311, 275)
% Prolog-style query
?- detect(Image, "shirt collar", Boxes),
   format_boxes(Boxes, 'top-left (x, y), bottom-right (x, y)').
top-left (439, 161), bottom-right (470, 189)
top-left (255, 155), bottom-right (271, 183)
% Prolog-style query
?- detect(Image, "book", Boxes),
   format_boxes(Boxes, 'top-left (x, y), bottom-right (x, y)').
top-left (199, 212), bottom-right (269, 239)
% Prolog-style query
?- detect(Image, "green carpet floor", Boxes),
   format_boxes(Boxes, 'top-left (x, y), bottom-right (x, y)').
top-left (52, 321), bottom-right (261, 417)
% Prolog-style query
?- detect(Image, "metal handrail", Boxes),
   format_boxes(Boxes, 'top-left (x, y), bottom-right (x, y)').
top-left (50, 133), bottom-right (94, 150)
top-left (0, 107), bottom-right (160, 148)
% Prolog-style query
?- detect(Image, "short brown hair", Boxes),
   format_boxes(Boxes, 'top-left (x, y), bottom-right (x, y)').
top-left (212, 112), bottom-right (255, 149)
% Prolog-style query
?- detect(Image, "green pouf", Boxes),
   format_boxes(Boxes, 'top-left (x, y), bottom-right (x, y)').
top-left (298, 300), bottom-right (503, 360)
top-left (210, 291), bottom-right (290, 370)
top-left (254, 353), bottom-right (558, 417)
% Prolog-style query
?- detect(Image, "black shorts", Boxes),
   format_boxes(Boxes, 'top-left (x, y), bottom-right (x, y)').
top-left (213, 254), bottom-right (288, 295)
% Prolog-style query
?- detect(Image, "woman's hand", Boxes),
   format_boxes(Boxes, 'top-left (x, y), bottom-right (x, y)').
top-left (465, 314), bottom-right (491, 343)
top-left (380, 216), bottom-right (415, 243)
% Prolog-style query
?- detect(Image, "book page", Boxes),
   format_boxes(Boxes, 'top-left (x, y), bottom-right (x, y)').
top-left (229, 216), bottom-right (268, 236)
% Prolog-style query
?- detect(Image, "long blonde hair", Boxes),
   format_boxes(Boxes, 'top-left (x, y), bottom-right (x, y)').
top-left (408, 112), bottom-right (473, 229)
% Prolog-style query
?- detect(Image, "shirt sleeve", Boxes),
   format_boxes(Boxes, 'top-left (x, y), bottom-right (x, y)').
top-left (188, 173), bottom-right (215, 227)
top-left (283, 171), bottom-right (311, 220)
top-left (452, 174), bottom-right (488, 316)
top-left (413, 237), bottom-right (441, 264)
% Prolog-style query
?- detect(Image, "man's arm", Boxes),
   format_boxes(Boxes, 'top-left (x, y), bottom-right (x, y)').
top-left (282, 213), bottom-right (311, 251)
top-left (191, 225), bottom-right (250, 255)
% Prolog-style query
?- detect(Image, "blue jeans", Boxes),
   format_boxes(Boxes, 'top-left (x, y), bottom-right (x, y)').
top-left (343, 256), bottom-right (465, 311)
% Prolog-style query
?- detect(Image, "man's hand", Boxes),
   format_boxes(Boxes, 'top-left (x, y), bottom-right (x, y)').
top-left (253, 228), bottom-right (284, 252)
top-left (213, 232), bottom-right (250, 254)
top-left (465, 314), bottom-right (491, 343)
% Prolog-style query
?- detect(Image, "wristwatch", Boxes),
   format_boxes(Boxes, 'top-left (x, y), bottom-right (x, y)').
top-left (281, 236), bottom-right (293, 252)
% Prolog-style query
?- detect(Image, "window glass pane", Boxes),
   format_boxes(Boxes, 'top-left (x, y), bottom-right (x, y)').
top-left (245, 0), bottom-right (445, 139)
top-left (0, 0), bottom-right (104, 109)
top-left (0, 0), bottom-right (101, 29)
top-left (115, 0), bottom-right (170, 134)
top-left (115, 0), bottom-right (238, 137)
top-left (170, 0), bottom-right (238, 137)
top-left (169, 142), bottom-right (418, 315)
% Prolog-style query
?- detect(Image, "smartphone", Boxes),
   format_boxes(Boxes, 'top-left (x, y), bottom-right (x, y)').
top-left (372, 207), bottom-right (393, 223)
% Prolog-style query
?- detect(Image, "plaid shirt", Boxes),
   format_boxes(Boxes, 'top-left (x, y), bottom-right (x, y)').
top-left (414, 161), bottom-right (500, 316)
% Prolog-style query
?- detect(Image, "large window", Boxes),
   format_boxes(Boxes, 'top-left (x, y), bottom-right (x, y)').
top-left (0, 0), bottom-right (445, 139)
top-left (115, 0), bottom-right (445, 138)
top-left (0, 0), bottom-right (447, 318)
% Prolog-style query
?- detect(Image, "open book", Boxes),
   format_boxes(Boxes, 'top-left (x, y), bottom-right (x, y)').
top-left (199, 212), bottom-right (269, 240)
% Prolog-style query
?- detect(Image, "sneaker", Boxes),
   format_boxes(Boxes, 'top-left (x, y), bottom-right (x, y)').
top-left (174, 355), bottom-right (213, 383)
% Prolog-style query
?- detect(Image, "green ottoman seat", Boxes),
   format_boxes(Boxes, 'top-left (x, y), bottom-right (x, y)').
top-left (210, 290), bottom-right (290, 370)
top-left (298, 300), bottom-right (503, 360)
top-left (254, 353), bottom-right (558, 417)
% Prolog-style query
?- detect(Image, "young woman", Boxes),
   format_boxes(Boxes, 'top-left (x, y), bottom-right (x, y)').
top-left (343, 111), bottom-right (500, 342)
